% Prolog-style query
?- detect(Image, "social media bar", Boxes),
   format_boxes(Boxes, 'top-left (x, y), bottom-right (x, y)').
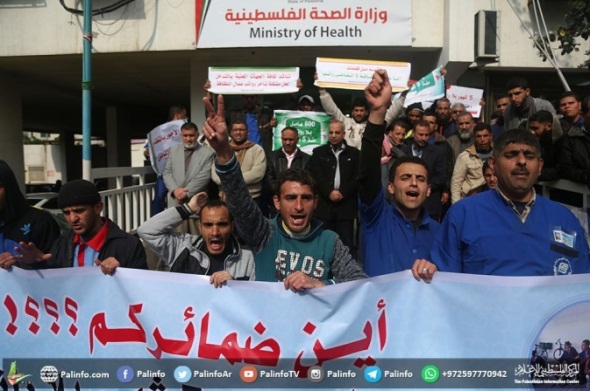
top-left (3, 358), bottom-right (548, 388)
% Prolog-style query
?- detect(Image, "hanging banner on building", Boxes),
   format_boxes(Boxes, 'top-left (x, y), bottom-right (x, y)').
top-left (272, 110), bottom-right (330, 152)
top-left (2, 268), bottom-right (590, 389)
top-left (403, 66), bottom-right (446, 107)
top-left (314, 57), bottom-right (411, 91)
top-left (147, 120), bottom-right (185, 176)
top-left (195, 0), bottom-right (412, 48)
top-left (447, 85), bottom-right (484, 118)
top-left (207, 67), bottom-right (300, 95)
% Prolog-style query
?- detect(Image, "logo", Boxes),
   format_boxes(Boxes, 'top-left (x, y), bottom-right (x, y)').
top-left (308, 366), bottom-right (324, 382)
top-left (554, 258), bottom-right (572, 275)
top-left (364, 366), bottom-right (382, 383)
top-left (116, 365), bottom-right (135, 383)
top-left (174, 366), bottom-right (191, 383)
top-left (240, 366), bottom-right (258, 383)
top-left (421, 365), bottom-right (440, 383)
top-left (21, 224), bottom-right (31, 236)
top-left (40, 365), bottom-right (59, 383)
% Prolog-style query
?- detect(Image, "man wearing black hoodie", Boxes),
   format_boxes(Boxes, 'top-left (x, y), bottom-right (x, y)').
top-left (0, 160), bottom-right (60, 269)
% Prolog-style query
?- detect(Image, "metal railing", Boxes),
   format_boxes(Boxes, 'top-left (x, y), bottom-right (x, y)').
top-left (92, 166), bottom-right (155, 234)
top-left (539, 179), bottom-right (590, 209)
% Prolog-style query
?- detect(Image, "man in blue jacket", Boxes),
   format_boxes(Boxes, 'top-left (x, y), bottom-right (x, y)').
top-left (429, 128), bottom-right (590, 276)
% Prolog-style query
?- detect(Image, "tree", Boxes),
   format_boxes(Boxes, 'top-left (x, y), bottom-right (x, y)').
top-left (536, 0), bottom-right (590, 68)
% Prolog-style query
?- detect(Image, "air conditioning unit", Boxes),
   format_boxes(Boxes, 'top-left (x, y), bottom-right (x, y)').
top-left (474, 10), bottom-right (499, 59)
top-left (27, 166), bottom-right (46, 183)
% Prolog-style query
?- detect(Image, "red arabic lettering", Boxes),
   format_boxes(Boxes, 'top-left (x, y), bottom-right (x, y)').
top-left (3, 295), bottom-right (18, 335)
top-left (377, 299), bottom-right (387, 351)
top-left (88, 303), bottom-right (146, 354)
top-left (198, 312), bottom-right (280, 366)
top-left (24, 296), bottom-right (40, 335)
top-left (147, 307), bottom-right (196, 359)
top-left (43, 298), bottom-right (60, 335)
top-left (64, 297), bottom-right (79, 336)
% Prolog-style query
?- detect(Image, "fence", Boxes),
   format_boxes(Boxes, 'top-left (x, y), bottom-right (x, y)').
top-left (92, 166), bottom-right (155, 234)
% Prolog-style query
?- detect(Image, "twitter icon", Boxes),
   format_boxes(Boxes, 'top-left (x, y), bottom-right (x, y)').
top-left (174, 366), bottom-right (192, 383)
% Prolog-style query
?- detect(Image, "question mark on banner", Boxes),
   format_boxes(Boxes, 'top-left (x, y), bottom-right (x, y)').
top-left (44, 298), bottom-right (61, 335)
top-left (3, 295), bottom-right (18, 335)
top-left (25, 296), bottom-right (41, 334)
top-left (65, 297), bottom-right (79, 336)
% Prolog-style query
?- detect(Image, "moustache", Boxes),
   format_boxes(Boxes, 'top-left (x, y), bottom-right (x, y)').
top-left (511, 169), bottom-right (529, 175)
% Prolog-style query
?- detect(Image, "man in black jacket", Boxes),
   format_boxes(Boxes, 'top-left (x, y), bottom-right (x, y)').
top-left (0, 160), bottom-right (60, 270)
top-left (559, 96), bottom-right (590, 185)
top-left (307, 120), bottom-right (359, 252)
top-left (265, 126), bottom-right (310, 195)
top-left (12, 179), bottom-right (147, 274)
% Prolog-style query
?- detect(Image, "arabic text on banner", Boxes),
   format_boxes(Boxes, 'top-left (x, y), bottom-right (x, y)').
top-left (446, 85), bottom-right (484, 118)
top-left (195, 0), bottom-right (412, 48)
top-left (272, 110), bottom-right (330, 152)
top-left (147, 119), bottom-right (185, 175)
top-left (403, 66), bottom-right (446, 107)
top-left (208, 67), bottom-right (300, 95)
top-left (3, 268), bottom-right (590, 388)
top-left (314, 57), bottom-right (410, 91)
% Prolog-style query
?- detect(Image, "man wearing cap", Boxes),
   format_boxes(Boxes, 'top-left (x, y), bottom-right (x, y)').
top-left (16, 179), bottom-right (147, 274)
top-left (298, 95), bottom-right (316, 112)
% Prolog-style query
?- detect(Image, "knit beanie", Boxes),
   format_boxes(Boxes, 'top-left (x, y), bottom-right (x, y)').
top-left (57, 179), bottom-right (101, 209)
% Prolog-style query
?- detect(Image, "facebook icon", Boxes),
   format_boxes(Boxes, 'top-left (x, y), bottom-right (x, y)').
top-left (117, 365), bottom-right (135, 383)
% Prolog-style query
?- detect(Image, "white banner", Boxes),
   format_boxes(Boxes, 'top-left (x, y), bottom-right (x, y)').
top-left (147, 120), bottom-right (184, 176)
top-left (447, 85), bottom-right (484, 118)
top-left (3, 268), bottom-right (590, 388)
top-left (195, 0), bottom-right (412, 48)
top-left (208, 67), bottom-right (300, 95)
top-left (315, 57), bottom-right (411, 91)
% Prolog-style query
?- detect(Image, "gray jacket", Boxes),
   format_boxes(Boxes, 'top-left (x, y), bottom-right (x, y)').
top-left (138, 204), bottom-right (255, 280)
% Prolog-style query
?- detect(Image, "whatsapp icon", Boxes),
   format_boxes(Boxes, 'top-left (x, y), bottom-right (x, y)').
top-left (421, 365), bottom-right (440, 383)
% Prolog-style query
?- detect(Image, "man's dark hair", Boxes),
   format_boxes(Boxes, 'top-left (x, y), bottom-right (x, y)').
top-left (168, 105), bottom-right (187, 121)
top-left (528, 110), bottom-right (553, 124)
top-left (199, 199), bottom-right (233, 223)
top-left (584, 339), bottom-right (590, 346)
top-left (413, 120), bottom-right (431, 131)
top-left (492, 129), bottom-right (541, 159)
top-left (482, 160), bottom-right (492, 174)
top-left (495, 94), bottom-right (510, 102)
top-left (389, 155), bottom-right (430, 182)
top-left (281, 126), bottom-right (299, 135)
top-left (422, 109), bottom-right (437, 119)
top-left (387, 119), bottom-right (411, 133)
top-left (565, 341), bottom-right (572, 347)
top-left (560, 91), bottom-right (581, 103)
top-left (276, 169), bottom-right (317, 197)
top-left (506, 77), bottom-right (529, 91)
top-left (231, 119), bottom-right (247, 130)
top-left (436, 97), bottom-right (451, 107)
top-left (181, 122), bottom-right (198, 132)
top-left (352, 97), bottom-right (368, 110)
top-left (473, 122), bottom-right (492, 135)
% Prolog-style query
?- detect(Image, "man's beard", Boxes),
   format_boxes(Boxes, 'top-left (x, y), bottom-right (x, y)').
top-left (459, 130), bottom-right (472, 140)
top-left (184, 142), bottom-right (197, 149)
